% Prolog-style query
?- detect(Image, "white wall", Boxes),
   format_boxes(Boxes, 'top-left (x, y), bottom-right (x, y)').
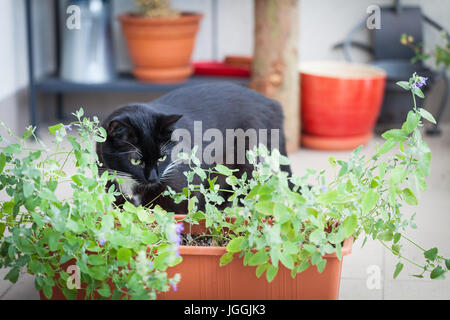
top-left (0, 0), bottom-right (54, 101)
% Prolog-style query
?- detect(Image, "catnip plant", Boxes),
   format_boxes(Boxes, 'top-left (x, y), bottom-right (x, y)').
top-left (401, 32), bottom-right (450, 69)
top-left (167, 73), bottom-right (450, 282)
top-left (0, 109), bottom-right (181, 300)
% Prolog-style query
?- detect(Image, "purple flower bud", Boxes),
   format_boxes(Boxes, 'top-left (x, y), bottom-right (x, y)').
top-left (413, 77), bottom-right (428, 89)
top-left (98, 238), bottom-right (106, 246)
top-left (175, 223), bottom-right (184, 234)
top-left (64, 124), bottom-right (73, 131)
top-left (321, 185), bottom-right (327, 193)
top-left (171, 283), bottom-right (178, 292)
top-left (149, 261), bottom-right (154, 269)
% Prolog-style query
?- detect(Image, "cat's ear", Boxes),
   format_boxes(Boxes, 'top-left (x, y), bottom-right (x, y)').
top-left (158, 114), bottom-right (183, 129)
top-left (107, 119), bottom-right (134, 141)
top-left (156, 114), bottom-right (183, 138)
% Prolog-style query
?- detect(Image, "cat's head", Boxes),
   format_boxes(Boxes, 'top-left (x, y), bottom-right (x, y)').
top-left (98, 104), bottom-right (182, 191)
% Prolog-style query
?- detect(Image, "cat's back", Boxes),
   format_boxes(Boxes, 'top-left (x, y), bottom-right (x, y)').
top-left (152, 82), bottom-right (284, 128)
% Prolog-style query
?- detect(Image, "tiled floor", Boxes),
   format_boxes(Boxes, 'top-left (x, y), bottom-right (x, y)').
top-left (1, 124), bottom-right (449, 300)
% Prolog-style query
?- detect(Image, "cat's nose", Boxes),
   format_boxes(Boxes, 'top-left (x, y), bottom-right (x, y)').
top-left (148, 169), bottom-right (158, 184)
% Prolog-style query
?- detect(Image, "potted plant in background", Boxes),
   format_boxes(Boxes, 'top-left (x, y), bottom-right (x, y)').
top-left (118, 0), bottom-right (203, 84)
top-left (156, 74), bottom-right (450, 300)
top-left (0, 110), bottom-right (182, 300)
top-left (299, 61), bottom-right (387, 150)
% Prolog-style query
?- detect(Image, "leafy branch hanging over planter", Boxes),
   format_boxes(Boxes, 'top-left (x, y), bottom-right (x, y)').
top-left (0, 110), bottom-right (182, 300)
top-left (165, 73), bottom-right (450, 282)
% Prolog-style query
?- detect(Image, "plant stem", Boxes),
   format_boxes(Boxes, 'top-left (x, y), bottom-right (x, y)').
top-left (379, 240), bottom-right (425, 270)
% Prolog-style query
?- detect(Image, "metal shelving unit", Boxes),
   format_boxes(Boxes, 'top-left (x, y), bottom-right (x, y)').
top-left (25, 0), bottom-right (248, 128)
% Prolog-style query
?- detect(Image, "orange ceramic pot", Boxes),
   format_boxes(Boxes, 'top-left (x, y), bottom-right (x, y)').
top-left (300, 61), bottom-right (386, 150)
top-left (158, 215), bottom-right (353, 300)
top-left (118, 12), bottom-right (203, 83)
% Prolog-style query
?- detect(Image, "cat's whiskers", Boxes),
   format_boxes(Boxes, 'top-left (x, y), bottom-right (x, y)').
top-left (122, 141), bottom-right (143, 157)
top-left (160, 141), bottom-right (175, 154)
top-left (160, 158), bottom-right (182, 182)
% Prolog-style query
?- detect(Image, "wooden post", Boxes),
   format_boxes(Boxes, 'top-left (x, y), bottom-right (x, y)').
top-left (250, 0), bottom-right (300, 153)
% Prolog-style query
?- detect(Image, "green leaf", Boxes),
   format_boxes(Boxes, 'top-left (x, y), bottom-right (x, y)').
top-left (424, 247), bottom-right (438, 261)
top-left (378, 139), bottom-right (396, 154)
top-left (248, 250), bottom-right (269, 266)
top-left (402, 111), bottom-right (421, 134)
top-left (87, 255), bottom-right (106, 266)
top-left (23, 183), bottom-right (34, 198)
top-left (254, 201), bottom-right (274, 216)
top-left (389, 167), bottom-right (405, 185)
top-left (47, 231), bottom-right (60, 251)
top-left (40, 188), bottom-right (58, 202)
top-left (136, 208), bottom-right (152, 223)
top-left (87, 266), bottom-right (107, 281)
top-left (4, 267), bottom-right (20, 283)
top-left (0, 153), bottom-right (6, 174)
top-left (256, 263), bottom-right (269, 278)
top-left (61, 288), bottom-right (77, 300)
top-left (273, 203), bottom-right (290, 224)
top-left (0, 223), bottom-right (5, 237)
top-left (117, 247), bottom-right (132, 262)
top-left (328, 156), bottom-right (336, 168)
top-left (316, 258), bottom-right (327, 273)
top-left (317, 190), bottom-right (338, 205)
top-left (3, 144), bottom-right (21, 155)
top-left (393, 233), bottom-right (401, 244)
top-left (279, 252), bottom-right (294, 270)
top-left (309, 230), bottom-right (324, 244)
top-left (402, 188), bottom-right (418, 205)
top-left (42, 284), bottom-right (53, 299)
top-left (220, 252), bottom-right (234, 266)
top-left (343, 214), bottom-right (358, 237)
top-left (215, 164), bottom-right (233, 176)
top-left (418, 108), bottom-right (436, 124)
top-left (266, 265), bottom-right (278, 283)
top-left (430, 266), bottom-right (446, 280)
top-left (336, 242), bottom-right (342, 261)
top-left (393, 262), bottom-right (403, 279)
top-left (381, 129), bottom-right (408, 142)
top-left (48, 123), bottom-right (63, 136)
top-left (225, 175), bottom-right (238, 186)
top-left (71, 174), bottom-right (84, 186)
top-left (396, 81), bottom-right (411, 90)
top-left (98, 283), bottom-right (111, 298)
top-left (379, 230), bottom-right (393, 241)
top-left (226, 237), bottom-right (244, 253)
top-left (362, 189), bottom-right (379, 214)
top-left (141, 231), bottom-right (158, 245)
top-left (445, 259), bottom-right (450, 270)
top-left (296, 260), bottom-right (310, 274)
top-left (413, 87), bottom-right (424, 98)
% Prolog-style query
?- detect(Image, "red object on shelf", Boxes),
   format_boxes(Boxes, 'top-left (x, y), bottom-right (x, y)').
top-left (300, 61), bottom-right (386, 150)
top-left (193, 61), bottom-right (251, 77)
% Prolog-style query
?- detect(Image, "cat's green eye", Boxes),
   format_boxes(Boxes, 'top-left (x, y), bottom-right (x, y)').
top-left (130, 158), bottom-right (142, 166)
top-left (158, 155), bottom-right (167, 162)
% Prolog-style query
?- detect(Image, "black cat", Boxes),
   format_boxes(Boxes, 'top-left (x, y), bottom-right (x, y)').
top-left (96, 82), bottom-right (291, 213)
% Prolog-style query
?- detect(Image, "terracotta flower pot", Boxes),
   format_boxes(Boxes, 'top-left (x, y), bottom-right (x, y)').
top-left (118, 12), bottom-right (203, 84)
top-left (157, 215), bottom-right (353, 300)
top-left (300, 61), bottom-right (386, 150)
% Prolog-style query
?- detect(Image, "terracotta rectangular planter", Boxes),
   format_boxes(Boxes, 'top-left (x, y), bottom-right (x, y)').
top-left (158, 216), bottom-right (353, 300)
